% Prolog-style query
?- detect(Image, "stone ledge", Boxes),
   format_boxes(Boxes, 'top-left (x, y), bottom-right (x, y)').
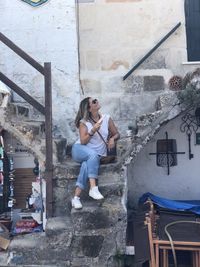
top-left (54, 159), bottom-right (122, 179)
top-left (8, 232), bottom-right (46, 250)
top-left (71, 198), bottom-right (126, 231)
top-left (45, 216), bottom-right (73, 237)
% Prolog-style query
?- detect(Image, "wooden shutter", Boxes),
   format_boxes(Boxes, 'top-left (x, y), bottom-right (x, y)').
top-left (185, 0), bottom-right (200, 61)
top-left (13, 168), bottom-right (35, 209)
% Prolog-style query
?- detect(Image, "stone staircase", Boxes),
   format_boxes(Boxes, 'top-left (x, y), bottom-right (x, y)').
top-left (0, 101), bottom-right (66, 163)
top-left (0, 158), bottom-right (127, 267)
top-left (0, 84), bottom-right (183, 266)
top-left (0, 93), bottom-right (129, 266)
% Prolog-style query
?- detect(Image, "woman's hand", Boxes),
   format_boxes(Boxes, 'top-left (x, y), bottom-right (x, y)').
top-left (107, 117), bottom-right (120, 150)
top-left (79, 119), bottom-right (103, 144)
top-left (107, 137), bottom-right (115, 150)
top-left (92, 121), bottom-right (102, 133)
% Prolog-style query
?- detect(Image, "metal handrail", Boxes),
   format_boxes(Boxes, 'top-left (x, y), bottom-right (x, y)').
top-left (0, 32), bottom-right (53, 217)
top-left (123, 22), bottom-right (181, 80)
top-left (0, 72), bottom-right (45, 114)
top-left (0, 32), bottom-right (44, 75)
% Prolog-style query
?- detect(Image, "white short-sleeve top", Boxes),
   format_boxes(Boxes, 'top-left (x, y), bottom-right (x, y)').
top-left (75, 114), bottom-right (110, 156)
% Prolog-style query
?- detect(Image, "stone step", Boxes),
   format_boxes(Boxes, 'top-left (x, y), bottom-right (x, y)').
top-left (79, 174), bottom-right (124, 202)
top-left (70, 198), bottom-right (126, 267)
top-left (71, 196), bottom-right (126, 233)
top-left (0, 251), bottom-right (9, 265)
top-left (5, 198), bottom-right (126, 266)
top-left (7, 120), bottom-right (45, 140)
top-left (7, 231), bottom-right (71, 266)
top-left (0, 218), bottom-right (73, 266)
top-left (45, 216), bottom-right (73, 238)
top-left (8, 102), bottom-right (44, 122)
top-left (53, 162), bottom-right (124, 217)
top-left (53, 185), bottom-right (124, 217)
top-left (54, 158), bottom-right (122, 180)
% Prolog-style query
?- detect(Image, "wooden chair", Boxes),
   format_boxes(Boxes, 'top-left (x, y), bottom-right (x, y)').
top-left (144, 201), bottom-right (200, 267)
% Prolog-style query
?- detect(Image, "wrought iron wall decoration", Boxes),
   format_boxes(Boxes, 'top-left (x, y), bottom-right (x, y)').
top-left (149, 132), bottom-right (185, 175)
top-left (156, 139), bottom-right (177, 167)
top-left (21, 0), bottom-right (48, 7)
top-left (180, 108), bottom-right (200, 159)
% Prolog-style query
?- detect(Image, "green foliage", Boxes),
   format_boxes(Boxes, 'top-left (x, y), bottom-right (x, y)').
top-left (113, 250), bottom-right (125, 267)
top-left (177, 84), bottom-right (200, 109)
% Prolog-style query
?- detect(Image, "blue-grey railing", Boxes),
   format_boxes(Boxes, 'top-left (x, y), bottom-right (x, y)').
top-left (123, 22), bottom-right (181, 80)
top-left (0, 32), bottom-right (53, 218)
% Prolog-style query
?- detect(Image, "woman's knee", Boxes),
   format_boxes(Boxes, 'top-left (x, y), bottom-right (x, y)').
top-left (88, 151), bottom-right (100, 162)
top-left (89, 150), bottom-right (98, 157)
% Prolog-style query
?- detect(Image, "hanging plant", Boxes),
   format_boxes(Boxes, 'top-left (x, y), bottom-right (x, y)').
top-left (168, 75), bottom-right (183, 91)
top-left (176, 68), bottom-right (200, 109)
top-left (177, 84), bottom-right (200, 109)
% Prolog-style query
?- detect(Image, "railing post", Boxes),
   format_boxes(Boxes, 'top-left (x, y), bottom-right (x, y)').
top-left (44, 62), bottom-right (53, 218)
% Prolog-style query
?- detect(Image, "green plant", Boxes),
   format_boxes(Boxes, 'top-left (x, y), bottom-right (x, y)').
top-left (128, 125), bottom-right (133, 131)
top-left (177, 84), bottom-right (200, 109)
top-left (114, 251), bottom-right (125, 267)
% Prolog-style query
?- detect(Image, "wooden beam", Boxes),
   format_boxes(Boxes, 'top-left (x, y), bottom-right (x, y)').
top-left (0, 72), bottom-right (45, 114)
top-left (154, 240), bottom-right (200, 246)
top-left (44, 62), bottom-right (53, 218)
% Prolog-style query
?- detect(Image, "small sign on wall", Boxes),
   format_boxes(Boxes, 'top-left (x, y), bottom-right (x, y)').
top-left (21, 0), bottom-right (48, 7)
top-left (196, 133), bottom-right (200, 145)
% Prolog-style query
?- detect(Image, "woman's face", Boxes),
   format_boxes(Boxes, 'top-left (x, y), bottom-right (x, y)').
top-left (88, 98), bottom-right (101, 112)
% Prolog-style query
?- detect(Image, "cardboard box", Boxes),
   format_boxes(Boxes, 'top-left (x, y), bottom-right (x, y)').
top-left (0, 235), bottom-right (10, 250)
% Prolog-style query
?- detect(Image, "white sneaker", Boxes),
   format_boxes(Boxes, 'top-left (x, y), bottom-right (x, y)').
top-left (89, 186), bottom-right (104, 200)
top-left (71, 196), bottom-right (83, 209)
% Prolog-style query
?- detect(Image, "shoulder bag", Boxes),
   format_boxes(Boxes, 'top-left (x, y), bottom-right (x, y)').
top-left (96, 130), bottom-right (117, 164)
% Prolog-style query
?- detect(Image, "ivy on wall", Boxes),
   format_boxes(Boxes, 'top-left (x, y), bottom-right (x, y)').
top-left (171, 68), bottom-right (200, 109)
top-left (177, 84), bottom-right (200, 109)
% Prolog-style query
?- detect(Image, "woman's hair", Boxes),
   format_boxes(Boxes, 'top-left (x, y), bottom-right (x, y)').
top-left (75, 97), bottom-right (91, 128)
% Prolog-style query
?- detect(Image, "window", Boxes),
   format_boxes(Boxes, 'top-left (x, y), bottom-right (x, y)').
top-left (185, 0), bottom-right (200, 61)
top-left (156, 139), bottom-right (177, 167)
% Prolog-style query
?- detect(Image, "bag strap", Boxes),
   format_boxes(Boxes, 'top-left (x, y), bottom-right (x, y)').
top-left (89, 117), bottom-right (107, 146)
top-left (96, 130), bottom-right (107, 146)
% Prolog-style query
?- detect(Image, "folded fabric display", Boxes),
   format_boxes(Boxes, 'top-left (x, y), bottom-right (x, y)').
top-left (12, 219), bottom-right (43, 235)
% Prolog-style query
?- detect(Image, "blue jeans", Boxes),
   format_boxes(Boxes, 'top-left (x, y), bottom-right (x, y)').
top-left (72, 144), bottom-right (100, 190)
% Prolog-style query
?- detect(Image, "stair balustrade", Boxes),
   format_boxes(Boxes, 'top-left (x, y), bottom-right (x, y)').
top-left (0, 32), bottom-right (53, 217)
top-left (123, 22), bottom-right (181, 80)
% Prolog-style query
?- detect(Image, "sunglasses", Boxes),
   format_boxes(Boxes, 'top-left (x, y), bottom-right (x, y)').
top-left (92, 99), bottom-right (98, 104)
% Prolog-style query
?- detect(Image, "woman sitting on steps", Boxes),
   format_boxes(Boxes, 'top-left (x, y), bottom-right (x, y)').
top-left (71, 97), bottom-right (120, 209)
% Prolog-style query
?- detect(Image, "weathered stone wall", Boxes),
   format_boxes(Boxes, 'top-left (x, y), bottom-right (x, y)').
top-left (0, 0), bottom-right (80, 142)
top-left (78, 0), bottom-right (200, 136)
top-left (1, 0), bottom-right (200, 143)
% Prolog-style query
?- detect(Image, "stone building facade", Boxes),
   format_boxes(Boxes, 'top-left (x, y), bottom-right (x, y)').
top-left (0, 0), bottom-right (200, 266)
top-left (1, 0), bottom-right (198, 140)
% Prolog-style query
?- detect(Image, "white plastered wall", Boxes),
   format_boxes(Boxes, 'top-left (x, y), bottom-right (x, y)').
top-left (0, 0), bottom-right (80, 142)
top-left (128, 114), bottom-right (200, 207)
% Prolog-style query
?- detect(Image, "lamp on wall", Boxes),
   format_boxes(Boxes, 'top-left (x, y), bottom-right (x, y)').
top-left (195, 107), bottom-right (200, 126)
